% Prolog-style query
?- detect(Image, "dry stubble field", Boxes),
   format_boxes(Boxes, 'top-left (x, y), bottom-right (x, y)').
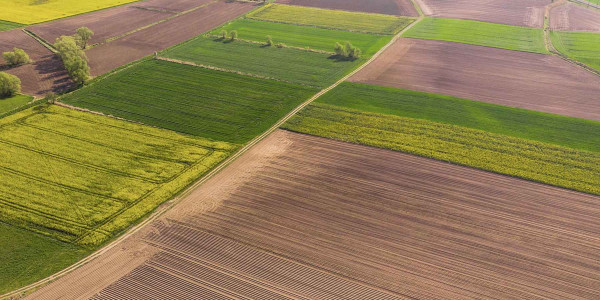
top-left (29, 130), bottom-right (600, 299)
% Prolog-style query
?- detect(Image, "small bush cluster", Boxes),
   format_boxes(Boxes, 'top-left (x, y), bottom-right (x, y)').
top-left (266, 35), bottom-right (273, 46)
top-left (334, 42), bottom-right (361, 60)
top-left (54, 35), bottom-right (90, 85)
top-left (0, 72), bottom-right (21, 98)
top-left (2, 47), bottom-right (30, 67)
top-left (74, 26), bottom-right (93, 49)
top-left (218, 30), bottom-right (238, 41)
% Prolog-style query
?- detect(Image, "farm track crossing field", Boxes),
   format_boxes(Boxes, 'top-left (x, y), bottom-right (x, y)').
top-left (417, 0), bottom-right (550, 27)
top-left (276, 0), bottom-right (418, 16)
top-left (211, 19), bottom-right (392, 56)
top-left (0, 20), bottom-right (22, 32)
top-left (162, 37), bottom-right (364, 88)
top-left (283, 103), bottom-right (600, 196)
top-left (62, 60), bottom-right (318, 143)
top-left (550, 2), bottom-right (600, 32)
top-left (350, 38), bottom-right (600, 121)
top-left (320, 83), bottom-right (600, 152)
top-left (0, 94), bottom-right (33, 115)
top-left (403, 18), bottom-right (548, 54)
top-left (0, 0), bottom-right (141, 24)
top-left (550, 30), bottom-right (600, 72)
top-left (247, 4), bottom-right (415, 34)
top-left (0, 105), bottom-right (236, 246)
top-left (32, 130), bottom-right (600, 299)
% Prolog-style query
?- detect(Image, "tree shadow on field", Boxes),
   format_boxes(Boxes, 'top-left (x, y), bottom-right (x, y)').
top-left (328, 54), bottom-right (358, 63)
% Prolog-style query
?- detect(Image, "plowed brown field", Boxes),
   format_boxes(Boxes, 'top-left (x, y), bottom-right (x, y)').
top-left (350, 38), bottom-right (600, 121)
top-left (0, 30), bottom-right (51, 62)
top-left (86, 1), bottom-right (254, 76)
top-left (550, 2), bottom-right (600, 32)
top-left (416, 0), bottom-right (550, 27)
top-left (27, 130), bottom-right (600, 299)
top-left (28, 5), bottom-right (173, 46)
top-left (276, 0), bottom-right (418, 17)
top-left (137, 0), bottom-right (216, 12)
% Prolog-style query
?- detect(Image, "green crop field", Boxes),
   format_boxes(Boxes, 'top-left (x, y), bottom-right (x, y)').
top-left (162, 37), bottom-right (363, 88)
top-left (211, 19), bottom-right (392, 56)
top-left (0, 20), bottom-right (22, 31)
top-left (0, 105), bottom-right (236, 246)
top-left (62, 60), bottom-right (318, 142)
top-left (0, 223), bottom-right (88, 294)
top-left (247, 4), bottom-right (414, 35)
top-left (550, 31), bottom-right (600, 72)
top-left (318, 83), bottom-right (600, 152)
top-left (283, 103), bottom-right (600, 196)
top-left (0, 94), bottom-right (32, 115)
top-left (403, 18), bottom-right (548, 54)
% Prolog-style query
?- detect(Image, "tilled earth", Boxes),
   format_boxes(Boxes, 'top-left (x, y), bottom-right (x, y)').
top-left (276, 0), bottom-right (418, 17)
top-left (550, 2), bottom-right (600, 32)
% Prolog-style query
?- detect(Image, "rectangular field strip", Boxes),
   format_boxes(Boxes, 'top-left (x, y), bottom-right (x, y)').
top-left (283, 103), bottom-right (600, 196)
top-left (550, 31), bottom-right (600, 72)
top-left (0, 94), bottom-right (33, 115)
top-left (247, 3), bottom-right (415, 35)
top-left (62, 60), bottom-right (318, 143)
top-left (0, 20), bottom-right (22, 31)
top-left (0, 105), bottom-right (236, 246)
top-left (211, 19), bottom-right (392, 56)
top-left (403, 18), bottom-right (548, 54)
top-left (162, 37), bottom-right (362, 88)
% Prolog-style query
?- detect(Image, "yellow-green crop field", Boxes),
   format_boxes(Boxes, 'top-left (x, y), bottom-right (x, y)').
top-left (0, 105), bottom-right (236, 246)
top-left (0, 0), bottom-right (140, 24)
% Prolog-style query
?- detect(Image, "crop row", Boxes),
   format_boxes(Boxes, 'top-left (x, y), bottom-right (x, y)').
top-left (282, 103), bottom-right (600, 196)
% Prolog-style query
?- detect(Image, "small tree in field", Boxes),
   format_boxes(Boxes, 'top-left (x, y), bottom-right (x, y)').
top-left (220, 29), bottom-right (228, 39)
top-left (3, 47), bottom-right (30, 66)
top-left (44, 92), bottom-right (58, 104)
top-left (229, 30), bottom-right (238, 41)
top-left (334, 42), bottom-right (361, 60)
top-left (75, 26), bottom-right (94, 49)
top-left (266, 35), bottom-right (273, 46)
top-left (334, 42), bottom-right (346, 57)
top-left (349, 47), bottom-right (361, 60)
top-left (0, 72), bottom-right (21, 98)
top-left (54, 35), bottom-right (90, 85)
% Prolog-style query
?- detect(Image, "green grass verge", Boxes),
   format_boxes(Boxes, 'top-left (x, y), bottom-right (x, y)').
top-left (211, 19), bottom-right (392, 56)
top-left (247, 3), bottom-right (415, 35)
top-left (162, 37), bottom-right (363, 88)
top-left (283, 103), bottom-right (600, 196)
top-left (317, 82), bottom-right (600, 152)
top-left (550, 31), bottom-right (600, 72)
top-left (0, 20), bottom-right (23, 31)
top-left (0, 105), bottom-right (236, 246)
top-left (0, 222), bottom-right (89, 294)
top-left (62, 59), bottom-right (318, 143)
top-left (403, 18), bottom-right (548, 54)
top-left (0, 94), bottom-right (33, 115)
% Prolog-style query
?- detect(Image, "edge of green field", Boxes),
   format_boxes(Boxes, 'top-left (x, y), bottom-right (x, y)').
top-left (550, 30), bottom-right (600, 72)
top-left (0, 20), bottom-right (23, 31)
top-left (0, 94), bottom-right (34, 116)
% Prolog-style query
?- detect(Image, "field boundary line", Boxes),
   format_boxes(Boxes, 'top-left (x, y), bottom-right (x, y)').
top-left (569, 0), bottom-right (600, 9)
top-left (1, 5), bottom-right (424, 299)
top-left (21, 29), bottom-right (57, 54)
top-left (544, 0), bottom-right (600, 77)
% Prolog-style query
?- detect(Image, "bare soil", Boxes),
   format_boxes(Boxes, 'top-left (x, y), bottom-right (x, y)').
top-left (0, 30), bottom-right (52, 62)
top-left (276, 0), bottom-right (418, 17)
top-left (27, 130), bottom-right (600, 299)
top-left (417, 0), bottom-right (550, 27)
top-left (136, 0), bottom-right (216, 12)
top-left (550, 2), bottom-right (600, 32)
top-left (86, 1), bottom-right (255, 76)
top-left (350, 38), bottom-right (600, 121)
top-left (28, 5), bottom-right (174, 46)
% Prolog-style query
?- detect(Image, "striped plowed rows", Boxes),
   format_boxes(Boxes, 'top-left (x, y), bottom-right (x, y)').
top-left (417, 0), bottom-right (550, 27)
top-left (275, 0), bottom-right (418, 17)
top-left (86, 1), bottom-right (255, 76)
top-left (92, 130), bottom-right (600, 299)
top-left (136, 0), bottom-right (217, 12)
top-left (550, 2), bottom-right (600, 32)
top-left (349, 38), bottom-right (600, 121)
top-left (0, 30), bottom-right (52, 62)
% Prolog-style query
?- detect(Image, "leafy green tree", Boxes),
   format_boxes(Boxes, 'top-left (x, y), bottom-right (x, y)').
top-left (2, 48), bottom-right (30, 66)
top-left (75, 26), bottom-right (94, 49)
top-left (334, 42), bottom-right (346, 57)
top-left (0, 72), bottom-right (21, 98)
top-left (54, 36), bottom-right (90, 85)
top-left (266, 35), bottom-right (273, 46)
top-left (230, 30), bottom-right (238, 41)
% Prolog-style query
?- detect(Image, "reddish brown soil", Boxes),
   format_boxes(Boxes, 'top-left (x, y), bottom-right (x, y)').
top-left (0, 29), bottom-right (52, 62)
top-left (276, 0), bottom-right (418, 17)
top-left (28, 5), bottom-right (174, 46)
top-left (86, 1), bottom-right (255, 76)
top-left (550, 2), bottom-right (600, 32)
top-left (350, 38), bottom-right (600, 121)
top-left (28, 130), bottom-right (600, 299)
top-left (417, 0), bottom-right (550, 27)
top-left (136, 0), bottom-right (216, 12)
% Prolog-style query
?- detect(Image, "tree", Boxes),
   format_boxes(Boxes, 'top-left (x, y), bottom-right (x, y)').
top-left (2, 47), bottom-right (30, 66)
top-left (334, 42), bottom-right (361, 60)
top-left (44, 92), bottom-right (58, 104)
top-left (75, 27), bottom-right (94, 49)
top-left (54, 35), bottom-right (90, 85)
top-left (0, 72), bottom-right (21, 98)
top-left (220, 29), bottom-right (228, 39)
top-left (349, 47), bottom-right (361, 60)
top-left (266, 35), bottom-right (273, 46)
top-left (229, 30), bottom-right (238, 41)
top-left (334, 42), bottom-right (346, 57)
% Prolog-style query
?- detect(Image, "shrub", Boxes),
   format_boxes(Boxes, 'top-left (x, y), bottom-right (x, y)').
top-left (276, 43), bottom-right (286, 48)
top-left (75, 26), bottom-right (94, 49)
top-left (349, 47), bottom-right (361, 59)
top-left (334, 42), bottom-right (346, 57)
top-left (334, 42), bottom-right (361, 60)
top-left (266, 35), bottom-right (273, 46)
top-left (0, 72), bottom-right (21, 98)
top-left (220, 29), bottom-right (228, 39)
top-left (54, 35), bottom-right (90, 85)
top-left (2, 47), bottom-right (30, 66)
top-left (44, 92), bottom-right (58, 104)
top-left (229, 30), bottom-right (238, 41)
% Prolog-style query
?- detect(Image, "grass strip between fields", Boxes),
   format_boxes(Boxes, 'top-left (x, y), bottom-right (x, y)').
top-left (550, 31), bottom-right (600, 72)
top-left (403, 17), bottom-right (548, 54)
top-left (283, 103), bottom-right (600, 196)
top-left (247, 3), bottom-right (415, 35)
top-left (0, 20), bottom-right (23, 31)
top-left (0, 94), bottom-right (34, 115)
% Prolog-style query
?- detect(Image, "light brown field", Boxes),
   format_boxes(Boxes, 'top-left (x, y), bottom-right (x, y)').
top-left (416, 0), bottom-right (550, 27)
top-left (349, 38), bottom-right (600, 121)
top-left (27, 130), bottom-right (600, 299)
top-left (550, 2), bottom-right (600, 32)
top-left (276, 0), bottom-right (418, 17)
